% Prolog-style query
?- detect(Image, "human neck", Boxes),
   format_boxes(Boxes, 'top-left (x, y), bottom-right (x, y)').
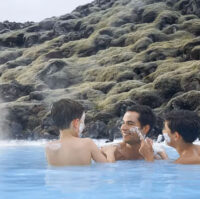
top-left (59, 129), bottom-right (77, 140)
top-left (124, 140), bottom-right (141, 148)
top-left (175, 142), bottom-right (194, 156)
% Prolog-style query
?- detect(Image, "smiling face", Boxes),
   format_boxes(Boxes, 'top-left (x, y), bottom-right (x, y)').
top-left (120, 111), bottom-right (142, 144)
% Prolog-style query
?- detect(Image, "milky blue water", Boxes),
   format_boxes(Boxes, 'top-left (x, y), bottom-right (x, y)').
top-left (0, 140), bottom-right (200, 199)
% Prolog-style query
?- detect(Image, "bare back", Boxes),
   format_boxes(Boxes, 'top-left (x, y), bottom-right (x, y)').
top-left (46, 137), bottom-right (107, 166)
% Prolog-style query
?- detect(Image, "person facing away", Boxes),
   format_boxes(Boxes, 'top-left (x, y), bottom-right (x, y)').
top-left (101, 105), bottom-right (168, 162)
top-left (46, 99), bottom-right (116, 166)
top-left (162, 110), bottom-right (200, 164)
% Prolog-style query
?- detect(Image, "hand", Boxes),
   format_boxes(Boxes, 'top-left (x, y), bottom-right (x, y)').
top-left (157, 151), bottom-right (168, 160)
top-left (139, 138), bottom-right (154, 162)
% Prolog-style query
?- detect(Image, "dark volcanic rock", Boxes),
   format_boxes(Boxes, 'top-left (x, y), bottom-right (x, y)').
top-left (141, 2), bottom-right (168, 23)
top-left (38, 60), bottom-right (75, 89)
top-left (154, 77), bottom-right (182, 98)
top-left (191, 46), bottom-right (200, 60)
top-left (0, 32), bottom-right (24, 47)
top-left (53, 20), bottom-right (77, 34)
top-left (93, 82), bottom-right (116, 94)
top-left (181, 19), bottom-right (200, 36)
top-left (132, 37), bottom-right (153, 52)
top-left (0, 103), bottom-right (47, 139)
top-left (94, 34), bottom-right (112, 50)
top-left (83, 120), bottom-right (109, 139)
top-left (24, 33), bottom-right (40, 47)
top-left (182, 37), bottom-right (200, 60)
top-left (130, 91), bottom-right (163, 109)
top-left (133, 62), bottom-right (158, 79)
top-left (166, 90), bottom-right (200, 111)
top-left (174, 0), bottom-right (200, 17)
top-left (0, 0), bottom-right (200, 140)
top-left (0, 119), bottom-right (23, 139)
top-left (110, 99), bottom-right (137, 117)
top-left (0, 81), bottom-right (33, 102)
top-left (0, 21), bottom-right (33, 33)
top-left (0, 50), bottom-right (22, 65)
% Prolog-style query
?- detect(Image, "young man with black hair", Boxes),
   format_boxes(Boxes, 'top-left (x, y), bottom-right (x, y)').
top-left (163, 110), bottom-right (200, 164)
top-left (101, 105), bottom-right (168, 162)
top-left (46, 99), bottom-right (116, 166)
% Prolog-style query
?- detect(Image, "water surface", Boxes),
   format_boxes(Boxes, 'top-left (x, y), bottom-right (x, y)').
top-left (0, 140), bottom-right (200, 199)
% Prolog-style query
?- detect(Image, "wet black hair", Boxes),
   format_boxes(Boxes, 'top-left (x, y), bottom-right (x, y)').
top-left (51, 99), bottom-right (84, 130)
top-left (126, 105), bottom-right (156, 133)
top-left (165, 110), bottom-right (200, 143)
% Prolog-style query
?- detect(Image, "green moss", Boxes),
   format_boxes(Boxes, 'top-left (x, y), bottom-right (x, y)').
top-left (97, 92), bottom-right (129, 110)
top-left (98, 47), bottom-right (134, 66)
top-left (109, 80), bottom-right (145, 94)
top-left (150, 61), bottom-right (200, 82)
top-left (181, 19), bottom-right (200, 35)
top-left (166, 90), bottom-right (200, 111)
top-left (142, 2), bottom-right (169, 23)
top-left (154, 10), bottom-right (180, 29)
top-left (125, 27), bottom-right (168, 46)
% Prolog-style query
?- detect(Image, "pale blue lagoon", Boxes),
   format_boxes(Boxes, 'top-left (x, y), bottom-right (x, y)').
top-left (0, 140), bottom-right (200, 199)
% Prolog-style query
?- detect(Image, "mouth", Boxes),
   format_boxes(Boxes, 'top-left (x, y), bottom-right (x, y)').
top-left (122, 132), bottom-right (132, 136)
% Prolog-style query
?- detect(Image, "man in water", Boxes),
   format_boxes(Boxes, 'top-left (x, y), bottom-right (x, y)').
top-left (162, 110), bottom-right (200, 164)
top-left (101, 105), bottom-right (168, 161)
top-left (46, 99), bottom-right (116, 166)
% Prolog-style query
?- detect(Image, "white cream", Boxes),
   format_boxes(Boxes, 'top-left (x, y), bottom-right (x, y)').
top-left (163, 133), bottom-right (171, 144)
top-left (79, 112), bottom-right (85, 137)
top-left (129, 126), bottom-right (145, 140)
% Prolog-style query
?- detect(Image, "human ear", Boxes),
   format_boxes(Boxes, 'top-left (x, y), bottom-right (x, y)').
top-left (71, 119), bottom-right (79, 129)
top-left (174, 132), bottom-right (180, 141)
top-left (142, 125), bottom-right (150, 135)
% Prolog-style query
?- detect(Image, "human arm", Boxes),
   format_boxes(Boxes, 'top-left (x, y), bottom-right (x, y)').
top-left (87, 139), bottom-right (115, 163)
top-left (155, 151), bottom-right (168, 160)
top-left (101, 145), bottom-right (117, 163)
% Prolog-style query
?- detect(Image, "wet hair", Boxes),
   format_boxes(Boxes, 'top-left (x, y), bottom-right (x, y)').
top-left (126, 105), bottom-right (156, 133)
top-left (51, 99), bottom-right (84, 130)
top-left (165, 110), bottom-right (200, 143)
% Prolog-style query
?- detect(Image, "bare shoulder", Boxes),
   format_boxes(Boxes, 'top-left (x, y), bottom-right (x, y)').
top-left (82, 138), bottom-right (93, 143)
top-left (45, 140), bottom-right (61, 151)
top-left (195, 144), bottom-right (200, 152)
top-left (175, 157), bottom-right (200, 164)
top-left (81, 138), bottom-right (96, 147)
top-left (113, 142), bottom-right (124, 151)
top-left (46, 140), bottom-right (58, 146)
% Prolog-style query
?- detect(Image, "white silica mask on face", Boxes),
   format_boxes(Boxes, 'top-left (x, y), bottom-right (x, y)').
top-left (129, 126), bottom-right (145, 140)
top-left (157, 134), bottom-right (164, 143)
top-left (163, 133), bottom-right (171, 144)
top-left (79, 112), bottom-right (85, 137)
top-left (79, 122), bottom-right (85, 135)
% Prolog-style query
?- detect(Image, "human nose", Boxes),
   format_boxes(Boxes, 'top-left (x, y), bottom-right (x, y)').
top-left (162, 129), bottom-right (166, 134)
top-left (121, 123), bottom-right (128, 131)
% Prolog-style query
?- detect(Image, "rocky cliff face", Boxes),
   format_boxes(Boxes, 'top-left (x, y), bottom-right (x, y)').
top-left (0, 0), bottom-right (200, 140)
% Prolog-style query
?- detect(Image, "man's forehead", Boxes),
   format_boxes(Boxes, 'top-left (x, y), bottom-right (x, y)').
top-left (123, 111), bottom-right (140, 121)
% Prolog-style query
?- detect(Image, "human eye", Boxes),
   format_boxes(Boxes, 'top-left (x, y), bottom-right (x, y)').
top-left (127, 121), bottom-right (135, 126)
top-left (119, 120), bottom-right (125, 125)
